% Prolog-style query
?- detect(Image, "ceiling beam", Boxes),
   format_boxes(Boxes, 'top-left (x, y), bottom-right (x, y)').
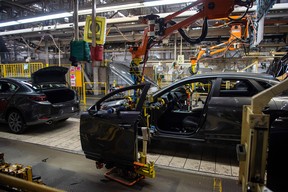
top-left (0, 0), bottom-right (37, 13)
top-left (1, 3), bottom-right (288, 36)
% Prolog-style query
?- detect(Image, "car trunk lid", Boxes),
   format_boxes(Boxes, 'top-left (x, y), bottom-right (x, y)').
top-left (31, 66), bottom-right (68, 85)
top-left (31, 66), bottom-right (76, 104)
top-left (42, 88), bottom-right (76, 104)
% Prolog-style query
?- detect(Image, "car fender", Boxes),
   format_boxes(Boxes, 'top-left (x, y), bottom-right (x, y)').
top-left (4, 106), bottom-right (25, 121)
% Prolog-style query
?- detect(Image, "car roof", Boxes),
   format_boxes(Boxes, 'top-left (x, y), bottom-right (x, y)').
top-left (0, 77), bottom-right (30, 83)
top-left (152, 72), bottom-right (279, 97)
top-left (191, 72), bottom-right (277, 80)
top-left (173, 72), bottom-right (279, 86)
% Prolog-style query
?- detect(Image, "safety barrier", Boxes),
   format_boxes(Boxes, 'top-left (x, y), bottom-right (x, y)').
top-left (0, 63), bottom-right (44, 78)
top-left (83, 82), bottom-right (107, 106)
top-left (0, 63), bottom-right (113, 106)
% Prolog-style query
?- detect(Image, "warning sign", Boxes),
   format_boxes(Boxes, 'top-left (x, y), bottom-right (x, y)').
top-left (177, 55), bottom-right (185, 64)
top-left (71, 80), bottom-right (76, 87)
top-left (70, 65), bottom-right (82, 87)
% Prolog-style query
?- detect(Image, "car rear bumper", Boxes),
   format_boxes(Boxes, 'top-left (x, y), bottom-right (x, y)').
top-left (26, 111), bottom-right (79, 126)
top-left (25, 102), bottom-right (80, 126)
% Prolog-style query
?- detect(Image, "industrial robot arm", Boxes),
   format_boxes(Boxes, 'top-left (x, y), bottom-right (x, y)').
top-left (129, 0), bottom-right (253, 84)
top-left (189, 17), bottom-right (250, 74)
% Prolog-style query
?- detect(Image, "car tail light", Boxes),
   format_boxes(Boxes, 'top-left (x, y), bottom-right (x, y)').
top-left (29, 95), bottom-right (47, 102)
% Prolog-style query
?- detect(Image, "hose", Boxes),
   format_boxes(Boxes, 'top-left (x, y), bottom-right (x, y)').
top-left (168, 17), bottom-right (208, 45)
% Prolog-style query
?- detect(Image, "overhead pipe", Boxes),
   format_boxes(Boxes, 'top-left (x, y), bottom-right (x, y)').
top-left (73, 0), bottom-right (79, 41)
top-left (91, 0), bottom-right (97, 48)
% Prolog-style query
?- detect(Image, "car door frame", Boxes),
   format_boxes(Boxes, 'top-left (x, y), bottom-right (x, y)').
top-left (80, 83), bottom-right (151, 166)
top-left (203, 77), bottom-right (264, 142)
top-left (151, 77), bottom-right (217, 140)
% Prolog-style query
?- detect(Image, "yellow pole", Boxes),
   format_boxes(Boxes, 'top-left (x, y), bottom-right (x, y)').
top-left (190, 57), bottom-right (197, 74)
top-left (3, 65), bottom-right (6, 77)
top-left (82, 67), bottom-right (86, 105)
top-left (0, 173), bottom-right (66, 192)
top-left (104, 82), bottom-right (107, 95)
top-left (83, 82), bottom-right (87, 105)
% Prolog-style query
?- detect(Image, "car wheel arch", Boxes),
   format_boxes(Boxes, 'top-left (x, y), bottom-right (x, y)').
top-left (5, 107), bottom-right (25, 123)
top-left (6, 108), bottom-right (27, 134)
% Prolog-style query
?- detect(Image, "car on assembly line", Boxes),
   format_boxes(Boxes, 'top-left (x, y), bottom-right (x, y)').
top-left (80, 72), bottom-right (288, 166)
top-left (0, 66), bottom-right (80, 133)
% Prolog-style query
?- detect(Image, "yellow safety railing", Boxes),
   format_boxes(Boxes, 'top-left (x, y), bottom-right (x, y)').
top-left (0, 63), bottom-right (110, 106)
top-left (0, 63), bottom-right (44, 78)
top-left (83, 82), bottom-right (107, 106)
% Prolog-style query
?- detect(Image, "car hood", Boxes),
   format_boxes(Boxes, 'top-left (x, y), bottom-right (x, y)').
top-left (31, 66), bottom-right (68, 85)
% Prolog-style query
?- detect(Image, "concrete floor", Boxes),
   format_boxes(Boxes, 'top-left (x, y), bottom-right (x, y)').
top-left (0, 138), bottom-right (242, 192)
top-left (0, 118), bottom-right (240, 178)
top-left (0, 117), bottom-right (243, 191)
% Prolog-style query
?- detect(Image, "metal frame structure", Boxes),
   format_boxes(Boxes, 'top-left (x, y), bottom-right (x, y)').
top-left (238, 78), bottom-right (288, 192)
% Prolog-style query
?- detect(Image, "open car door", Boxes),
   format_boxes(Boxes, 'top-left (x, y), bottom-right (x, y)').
top-left (80, 83), bottom-right (151, 169)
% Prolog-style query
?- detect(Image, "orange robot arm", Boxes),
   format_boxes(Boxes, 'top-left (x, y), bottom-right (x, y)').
top-left (193, 18), bottom-right (249, 72)
top-left (129, 0), bottom-right (253, 84)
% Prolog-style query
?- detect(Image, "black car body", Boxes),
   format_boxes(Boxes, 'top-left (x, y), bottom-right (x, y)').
top-left (266, 51), bottom-right (288, 80)
top-left (80, 72), bottom-right (288, 168)
top-left (0, 66), bottom-right (80, 133)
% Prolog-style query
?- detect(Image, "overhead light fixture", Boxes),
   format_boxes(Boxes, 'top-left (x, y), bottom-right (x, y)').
top-left (77, 0), bottom-right (195, 15)
top-left (0, 10), bottom-right (199, 36)
top-left (18, 12), bottom-right (72, 24)
top-left (0, 21), bottom-right (20, 27)
top-left (0, 0), bottom-right (193, 28)
top-left (143, 0), bottom-right (195, 7)
top-left (0, 1), bottom-right (287, 30)
top-left (117, 12), bottom-right (126, 17)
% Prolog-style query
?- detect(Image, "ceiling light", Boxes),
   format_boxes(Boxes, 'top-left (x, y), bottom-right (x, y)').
top-left (18, 12), bottom-right (72, 24)
top-left (0, 21), bottom-right (19, 27)
top-left (0, 1), bottom-right (287, 30)
top-left (143, 0), bottom-right (195, 7)
top-left (77, 0), bottom-right (195, 15)
top-left (117, 12), bottom-right (126, 17)
top-left (0, 0), bottom-right (194, 28)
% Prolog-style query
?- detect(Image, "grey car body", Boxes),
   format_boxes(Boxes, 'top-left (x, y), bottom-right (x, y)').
top-left (109, 61), bottom-right (159, 89)
top-left (0, 66), bottom-right (80, 133)
top-left (80, 72), bottom-right (288, 169)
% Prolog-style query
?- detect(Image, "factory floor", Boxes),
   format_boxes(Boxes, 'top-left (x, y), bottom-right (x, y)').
top-left (0, 138), bottom-right (241, 192)
top-left (0, 118), bottom-right (242, 191)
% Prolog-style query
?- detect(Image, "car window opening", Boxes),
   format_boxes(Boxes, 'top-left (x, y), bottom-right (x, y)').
top-left (150, 80), bottom-right (212, 135)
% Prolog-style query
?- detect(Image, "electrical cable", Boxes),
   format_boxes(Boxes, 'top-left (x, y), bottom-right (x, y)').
top-left (168, 17), bottom-right (208, 45)
top-left (228, 1), bottom-right (253, 21)
top-left (20, 37), bottom-right (36, 50)
top-left (114, 25), bottom-right (142, 43)
top-left (141, 39), bottom-right (152, 80)
top-left (46, 34), bottom-right (64, 53)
